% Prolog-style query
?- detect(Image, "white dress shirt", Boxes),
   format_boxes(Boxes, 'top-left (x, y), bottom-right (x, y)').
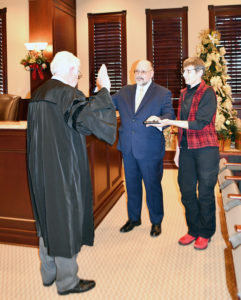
top-left (135, 80), bottom-right (152, 112)
top-left (52, 74), bottom-right (68, 85)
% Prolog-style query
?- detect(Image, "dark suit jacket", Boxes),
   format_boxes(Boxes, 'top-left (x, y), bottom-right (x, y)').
top-left (112, 81), bottom-right (175, 159)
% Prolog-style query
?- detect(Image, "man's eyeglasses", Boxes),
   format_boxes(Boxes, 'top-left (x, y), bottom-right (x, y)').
top-left (182, 68), bottom-right (197, 75)
top-left (134, 69), bottom-right (152, 75)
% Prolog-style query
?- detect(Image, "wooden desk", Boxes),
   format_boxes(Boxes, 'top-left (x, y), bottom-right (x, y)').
top-left (0, 121), bottom-right (124, 246)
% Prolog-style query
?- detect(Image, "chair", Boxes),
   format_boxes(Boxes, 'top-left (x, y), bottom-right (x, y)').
top-left (232, 247), bottom-right (241, 299)
top-left (218, 168), bottom-right (235, 190)
top-left (219, 157), bottom-right (241, 299)
top-left (219, 157), bottom-right (241, 174)
top-left (221, 182), bottom-right (241, 211)
top-left (0, 94), bottom-right (21, 120)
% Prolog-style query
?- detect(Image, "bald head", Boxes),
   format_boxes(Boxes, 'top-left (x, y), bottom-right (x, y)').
top-left (136, 60), bottom-right (153, 71)
top-left (134, 60), bottom-right (154, 86)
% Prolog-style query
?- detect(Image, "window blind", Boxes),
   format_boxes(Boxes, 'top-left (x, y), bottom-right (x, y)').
top-left (209, 5), bottom-right (241, 102)
top-left (0, 8), bottom-right (7, 94)
top-left (146, 7), bottom-right (188, 100)
top-left (88, 11), bottom-right (127, 95)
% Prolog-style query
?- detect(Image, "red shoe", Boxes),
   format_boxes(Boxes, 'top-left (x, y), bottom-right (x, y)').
top-left (194, 237), bottom-right (210, 250)
top-left (178, 234), bottom-right (196, 246)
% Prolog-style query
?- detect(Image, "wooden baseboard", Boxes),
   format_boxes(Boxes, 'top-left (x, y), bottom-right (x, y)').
top-left (0, 224), bottom-right (38, 246)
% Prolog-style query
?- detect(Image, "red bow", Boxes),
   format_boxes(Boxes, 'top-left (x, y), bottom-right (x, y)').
top-left (30, 63), bottom-right (44, 80)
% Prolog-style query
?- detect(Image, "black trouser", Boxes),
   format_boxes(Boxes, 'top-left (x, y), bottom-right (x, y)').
top-left (178, 146), bottom-right (219, 238)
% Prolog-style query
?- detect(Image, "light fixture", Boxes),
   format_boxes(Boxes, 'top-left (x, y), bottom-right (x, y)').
top-left (24, 43), bottom-right (35, 51)
top-left (24, 42), bottom-right (48, 52)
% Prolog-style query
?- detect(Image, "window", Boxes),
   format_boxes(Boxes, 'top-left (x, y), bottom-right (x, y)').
top-left (209, 5), bottom-right (241, 102)
top-left (0, 8), bottom-right (7, 94)
top-left (146, 7), bottom-right (188, 104)
top-left (88, 11), bottom-right (127, 95)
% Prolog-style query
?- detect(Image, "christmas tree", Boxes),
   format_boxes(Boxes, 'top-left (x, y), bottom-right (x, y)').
top-left (196, 29), bottom-right (239, 142)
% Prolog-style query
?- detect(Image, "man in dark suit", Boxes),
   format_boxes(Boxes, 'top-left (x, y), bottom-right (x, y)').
top-left (112, 60), bottom-right (175, 237)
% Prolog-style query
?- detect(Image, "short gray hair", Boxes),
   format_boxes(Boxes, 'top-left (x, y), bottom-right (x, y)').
top-left (50, 51), bottom-right (80, 76)
top-left (183, 57), bottom-right (205, 74)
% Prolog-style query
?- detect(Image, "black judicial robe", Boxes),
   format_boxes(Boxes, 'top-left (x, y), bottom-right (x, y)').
top-left (27, 79), bottom-right (116, 258)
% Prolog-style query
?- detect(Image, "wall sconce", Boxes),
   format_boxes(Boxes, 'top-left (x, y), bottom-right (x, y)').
top-left (24, 42), bottom-right (48, 53)
top-left (21, 42), bottom-right (49, 80)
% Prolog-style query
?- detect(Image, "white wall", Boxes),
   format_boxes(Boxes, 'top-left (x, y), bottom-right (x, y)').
top-left (0, 0), bottom-right (30, 98)
top-left (77, 0), bottom-right (241, 95)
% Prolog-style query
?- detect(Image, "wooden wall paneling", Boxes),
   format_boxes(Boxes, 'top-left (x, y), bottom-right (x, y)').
top-left (109, 128), bottom-right (123, 187)
top-left (53, 8), bottom-right (76, 54)
top-left (109, 143), bottom-right (122, 186)
top-left (83, 130), bottom-right (124, 227)
top-left (0, 133), bottom-right (32, 219)
top-left (86, 133), bottom-right (124, 228)
top-left (93, 140), bottom-right (109, 202)
top-left (29, 0), bottom-right (54, 93)
top-left (28, 0), bottom-right (77, 94)
top-left (86, 118), bottom-right (124, 228)
top-left (55, 0), bottom-right (76, 10)
top-left (1, 151), bottom-right (31, 218)
top-left (86, 136), bottom-right (109, 206)
top-left (29, 0), bottom-right (53, 46)
top-left (0, 129), bottom-right (37, 245)
top-left (163, 150), bottom-right (177, 169)
top-left (53, 0), bottom-right (76, 54)
top-left (29, 0), bottom-right (53, 51)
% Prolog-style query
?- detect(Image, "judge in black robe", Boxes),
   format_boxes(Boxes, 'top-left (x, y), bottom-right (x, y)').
top-left (27, 51), bottom-right (116, 295)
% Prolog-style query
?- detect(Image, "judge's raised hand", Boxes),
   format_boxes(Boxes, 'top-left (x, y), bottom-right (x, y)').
top-left (96, 64), bottom-right (111, 92)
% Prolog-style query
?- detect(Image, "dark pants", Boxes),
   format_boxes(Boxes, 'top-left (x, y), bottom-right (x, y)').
top-left (178, 146), bottom-right (219, 238)
top-left (122, 151), bottom-right (164, 225)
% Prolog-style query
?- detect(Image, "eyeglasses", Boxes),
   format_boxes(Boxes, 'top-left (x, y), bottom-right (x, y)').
top-left (134, 69), bottom-right (152, 75)
top-left (182, 68), bottom-right (197, 75)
